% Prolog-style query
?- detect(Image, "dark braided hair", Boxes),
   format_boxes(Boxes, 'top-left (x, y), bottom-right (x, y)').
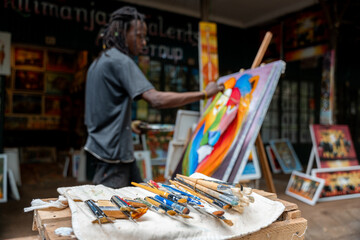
top-left (101, 6), bottom-right (145, 55)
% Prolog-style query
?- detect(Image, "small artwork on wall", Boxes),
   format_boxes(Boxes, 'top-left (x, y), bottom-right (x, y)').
top-left (12, 93), bottom-right (42, 114)
top-left (14, 47), bottom-right (44, 70)
top-left (44, 96), bottom-right (62, 116)
top-left (14, 70), bottom-right (44, 91)
top-left (45, 72), bottom-right (72, 94)
top-left (46, 50), bottom-right (75, 73)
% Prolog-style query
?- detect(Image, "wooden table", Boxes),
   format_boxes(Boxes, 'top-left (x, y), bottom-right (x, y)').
top-left (32, 190), bottom-right (307, 240)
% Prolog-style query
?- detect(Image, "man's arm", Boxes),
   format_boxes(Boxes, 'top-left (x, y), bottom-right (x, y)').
top-left (141, 82), bottom-right (224, 109)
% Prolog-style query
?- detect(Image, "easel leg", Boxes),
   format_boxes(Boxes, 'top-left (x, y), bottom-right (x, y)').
top-left (306, 147), bottom-right (316, 175)
top-left (256, 135), bottom-right (276, 193)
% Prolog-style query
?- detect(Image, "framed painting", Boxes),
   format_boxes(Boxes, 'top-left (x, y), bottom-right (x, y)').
top-left (270, 139), bottom-right (303, 174)
top-left (312, 166), bottom-right (360, 202)
top-left (45, 72), bottom-right (73, 94)
top-left (12, 93), bottom-right (42, 115)
top-left (13, 46), bottom-right (44, 70)
top-left (46, 50), bottom-right (75, 73)
top-left (238, 146), bottom-right (261, 181)
top-left (141, 124), bottom-right (174, 162)
top-left (134, 151), bottom-right (152, 181)
top-left (266, 145), bottom-right (282, 174)
top-left (0, 154), bottom-right (8, 203)
top-left (44, 96), bottom-right (62, 116)
top-left (177, 60), bottom-right (285, 181)
top-left (286, 171), bottom-right (325, 206)
top-left (0, 31), bottom-right (11, 76)
top-left (310, 124), bottom-right (359, 168)
top-left (14, 70), bottom-right (44, 91)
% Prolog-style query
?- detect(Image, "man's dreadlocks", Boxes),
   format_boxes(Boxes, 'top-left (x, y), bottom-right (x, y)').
top-left (101, 6), bottom-right (145, 55)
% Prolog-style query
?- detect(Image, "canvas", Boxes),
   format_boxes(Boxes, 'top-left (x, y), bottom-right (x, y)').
top-left (13, 46), bottom-right (44, 70)
top-left (0, 154), bottom-right (8, 203)
top-left (309, 124), bottom-right (359, 168)
top-left (286, 171), bottom-right (324, 206)
top-left (0, 31), bottom-right (11, 75)
top-left (237, 146), bottom-right (261, 181)
top-left (134, 151), bottom-right (152, 182)
top-left (266, 145), bottom-right (282, 174)
top-left (179, 60), bottom-right (285, 180)
top-left (270, 139), bottom-right (303, 174)
top-left (311, 166), bottom-right (360, 201)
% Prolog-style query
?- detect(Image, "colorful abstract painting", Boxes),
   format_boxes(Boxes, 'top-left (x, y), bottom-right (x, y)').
top-left (310, 124), bottom-right (359, 168)
top-left (312, 166), bottom-right (360, 201)
top-left (179, 60), bottom-right (285, 180)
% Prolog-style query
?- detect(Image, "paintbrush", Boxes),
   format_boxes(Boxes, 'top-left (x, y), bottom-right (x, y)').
top-left (85, 199), bottom-right (114, 224)
top-left (144, 196), bottom-right (177, 216)
top-left (110, 195), bottom-right (137, 223)
top-left (160, 183), bottom-right (201, 200)
top-left (154, 195), bottom-right (190, 215)
top-left (176, 175), bottom-right (239, 206)
top-left (159, 183), bottom-right (203, 206)
top-left (177, 174), bottom-right (234, 194)
top-left (173, 178), bottom-right (231, 209)
top-left (131, 182), bottom-right (187, 204)
top-left (135, 198), bottom-right (166, 215)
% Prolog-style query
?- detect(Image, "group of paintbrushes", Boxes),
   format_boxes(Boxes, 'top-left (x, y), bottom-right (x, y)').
top-left (131, 174), bottom-right (255, 226)
top-left (84, 174), bottom-right (254, 226)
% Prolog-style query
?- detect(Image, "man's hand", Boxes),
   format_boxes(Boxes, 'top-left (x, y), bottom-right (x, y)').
top-left (131, 120), bottom-right (142, 134)
top-left (205, 81), bottom-right (225, 98)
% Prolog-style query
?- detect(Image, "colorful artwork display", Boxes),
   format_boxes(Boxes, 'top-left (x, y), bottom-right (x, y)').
top-left (14, 47), bottom-right (44, 69)
top-left (310, 124), bottom-right (359, 168)
top-left (179, 61), bottom-right (285, 180)
top-left (266, 145), bottom-right (282, 174)
top-left (134, 151), bottom-right (152, 181)
top-left (269, 139), bottom-right (303, 174)
top-left (286, 171), bottom-right (325, 206)
top-left (0, 154), bottom-right (8, 203)
top-left (14, 70), bottom-right (44, 91)
top-left (312, 166), bottom-right (360, 201)
top-left (199, 22), bottom-right (219, 111)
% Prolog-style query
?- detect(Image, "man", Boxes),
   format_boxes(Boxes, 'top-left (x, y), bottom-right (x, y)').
top-left (84, 6), bottom-right (223, 188)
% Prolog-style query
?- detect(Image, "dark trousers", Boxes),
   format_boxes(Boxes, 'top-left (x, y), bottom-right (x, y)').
top-left (86, 151), bottom-right (143, 189)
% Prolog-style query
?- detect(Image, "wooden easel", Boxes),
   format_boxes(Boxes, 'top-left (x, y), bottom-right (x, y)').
top-left (250, 32), bottom-right (276, 193)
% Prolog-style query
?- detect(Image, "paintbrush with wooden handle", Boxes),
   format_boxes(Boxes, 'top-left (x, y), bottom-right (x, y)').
top-left (131, 182), bottom-right (187, 204)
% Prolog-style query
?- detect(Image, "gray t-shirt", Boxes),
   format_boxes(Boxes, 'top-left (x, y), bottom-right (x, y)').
top-left (84, 48), bottom-right (154, 163)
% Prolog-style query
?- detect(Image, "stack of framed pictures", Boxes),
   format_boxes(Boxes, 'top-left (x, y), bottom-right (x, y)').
top-left (285, 124), bottom-right (360, 205)
top-left (306, 124), bottom-right (360, 202)
top-left (4, 45), bottom-right (85, 130)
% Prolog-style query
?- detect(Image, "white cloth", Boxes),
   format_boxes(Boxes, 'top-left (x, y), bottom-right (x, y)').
top-left (57, 183), bottom-right (284, 240)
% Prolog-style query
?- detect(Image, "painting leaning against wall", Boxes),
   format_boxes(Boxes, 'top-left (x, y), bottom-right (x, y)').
top-left (0, 154), bottom-right (8, 203)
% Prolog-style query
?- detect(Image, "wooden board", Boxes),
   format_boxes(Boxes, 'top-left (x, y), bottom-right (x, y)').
top-left (32, 190), bottom-right (307, 240)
